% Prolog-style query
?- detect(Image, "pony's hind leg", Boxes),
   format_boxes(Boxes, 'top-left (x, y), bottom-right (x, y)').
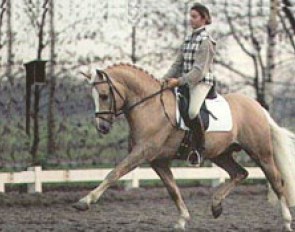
top-left (255, 156), bottom-right (293, 231)
top-left (151, 159), bottom-right (190, 231)
top-left (210, 151), bottom-right (248, 218)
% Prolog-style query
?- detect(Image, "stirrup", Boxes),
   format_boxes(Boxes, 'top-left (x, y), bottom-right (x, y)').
top-left (186, 150), bottom-right (202, 167)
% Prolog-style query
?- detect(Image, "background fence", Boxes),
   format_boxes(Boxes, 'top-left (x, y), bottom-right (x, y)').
top-left (0, 166), bottom-right (266, 193)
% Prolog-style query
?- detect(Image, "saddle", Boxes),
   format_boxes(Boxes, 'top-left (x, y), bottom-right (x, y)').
top-left (176, 84), bottom-right (217, 157)
top-left (177, 84), bottom-right (217, 130)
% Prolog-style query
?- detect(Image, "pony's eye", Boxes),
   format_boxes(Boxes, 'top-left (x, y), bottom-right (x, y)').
top-left (100, 94), bottom-right (108, 101)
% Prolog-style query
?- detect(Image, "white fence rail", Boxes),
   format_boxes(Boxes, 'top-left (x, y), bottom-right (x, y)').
top-left (0, 166), bottom-right (266, 193)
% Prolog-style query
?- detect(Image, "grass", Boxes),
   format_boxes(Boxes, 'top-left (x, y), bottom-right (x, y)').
top-left (0, 117), bottom-right (129, 170)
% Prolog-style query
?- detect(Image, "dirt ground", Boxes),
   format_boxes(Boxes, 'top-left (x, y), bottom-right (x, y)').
top-left (0, 184), bottom-right (294, 232)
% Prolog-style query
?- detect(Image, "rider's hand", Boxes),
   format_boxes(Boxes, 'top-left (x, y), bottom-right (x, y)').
top-left (166, 78), bottom-right (180, 89)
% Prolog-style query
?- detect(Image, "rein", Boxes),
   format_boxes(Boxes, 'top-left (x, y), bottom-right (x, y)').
top-left (93, 70), bottom-right (177, 127)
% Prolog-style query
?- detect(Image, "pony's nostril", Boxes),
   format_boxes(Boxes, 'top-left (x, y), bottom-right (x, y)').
top-left (98, 124), bottom-right (109, 134)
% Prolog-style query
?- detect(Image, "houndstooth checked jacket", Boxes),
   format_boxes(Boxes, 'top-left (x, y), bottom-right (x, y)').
top-left (163, 27), bottom-right (216, 87)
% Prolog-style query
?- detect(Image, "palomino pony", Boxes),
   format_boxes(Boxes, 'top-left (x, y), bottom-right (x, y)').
top-left (73, 63), bottom-right (295, 231)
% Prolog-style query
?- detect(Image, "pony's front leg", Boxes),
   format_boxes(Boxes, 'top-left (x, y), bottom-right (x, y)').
top-left (151, 160), bottom-right (190, 231)
top-left (73, 145), bottom-right (149, 211)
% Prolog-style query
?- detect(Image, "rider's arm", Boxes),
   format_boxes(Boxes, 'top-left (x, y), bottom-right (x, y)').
top-left (162, 46), bottom-right (184, 80)
top-left (178, 39), bottom-right (215, 86)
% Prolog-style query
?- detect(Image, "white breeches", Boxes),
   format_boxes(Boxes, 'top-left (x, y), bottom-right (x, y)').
top-left (188, 83), bottom-right (212, 119)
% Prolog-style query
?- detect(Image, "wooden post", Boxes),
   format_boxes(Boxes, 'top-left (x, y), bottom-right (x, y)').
top-left (24, 60), bottom-right (47, 137)
top-left (27, 166), bottom-right (42, 193)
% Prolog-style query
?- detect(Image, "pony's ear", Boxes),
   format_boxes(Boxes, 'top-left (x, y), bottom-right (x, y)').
top-left (79, 65), bottom-right (92, 82)
top-left (80, 71), bottom-right (91, 81)
top-left (96, 69), bottom-right (104, 80)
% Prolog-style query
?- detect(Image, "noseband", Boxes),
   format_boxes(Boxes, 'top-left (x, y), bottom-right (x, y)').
top-left (92, 70), bottom-right (176, 127)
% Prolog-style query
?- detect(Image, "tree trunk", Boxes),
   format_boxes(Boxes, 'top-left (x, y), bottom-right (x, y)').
top-left (184, 2), bottom-right (189, 38)
top-left (6, 0), bottom-right (14, 118)
top-left (282, 0), bottom-right (295, 34)
top-left (0, 0), bottom-right (7, 48)
top-left (131, 25), bottom-right (136, 64)
top-left (265, 0), bottom-right (278, 111)
top-left (30, 0), bottom-right (49, 165)
top-left (47, 0), bottom-right (56, 155)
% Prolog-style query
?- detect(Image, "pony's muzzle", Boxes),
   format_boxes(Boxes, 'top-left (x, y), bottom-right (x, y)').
top-left (97, 123), bottom-right (110, 134)
top-left (93, 117), bottom-right (108, 134)
top-left (95, 117), bottom-right (111, 134)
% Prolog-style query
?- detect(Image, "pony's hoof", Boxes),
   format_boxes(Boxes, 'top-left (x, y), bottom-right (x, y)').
top-left (284, 224), bottom-right (293, 232)
top-left (72, 201), bottom-right (90, 211)
top-left (212, 202), bottom-right (222, 218)
top-left (173, 223), bottom-right (185, 231)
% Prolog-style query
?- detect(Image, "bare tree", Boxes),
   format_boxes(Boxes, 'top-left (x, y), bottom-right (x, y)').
top-left (0, 0), bottom-right (16, 118)
top-left (5, 0), bottom-right (14, 117)
top-left (106, 0), bottom-right (184, 71)
top-left (24, 0), bottom-right (50, 165)
top-left (222, 0), bottom-right (266, 106)
top-left (282, 0), bottom-right (295, 34)
top-left (47, 0), bottom-right (55, 156)
top-left (0, 0), bottom-right (6, 53)
top-left (265, 0), bottom-right (279, 111)
top-left (278, 11), bottom-right (295, 51)
top-left (212, 0), bottom-right (288, 109)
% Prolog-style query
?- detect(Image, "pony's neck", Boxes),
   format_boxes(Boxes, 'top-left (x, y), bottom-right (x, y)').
top-left (105, 64), bottom-right (176, 143)
top-left (106, 65), bottom-right (161, 106)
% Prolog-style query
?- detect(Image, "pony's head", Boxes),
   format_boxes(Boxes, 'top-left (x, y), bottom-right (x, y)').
top-left (81, 68), bottom-right (126, 134)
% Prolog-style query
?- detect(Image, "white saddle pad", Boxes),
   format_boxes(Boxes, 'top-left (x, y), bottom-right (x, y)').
top-left (176, 94), bottom-right (233, 132)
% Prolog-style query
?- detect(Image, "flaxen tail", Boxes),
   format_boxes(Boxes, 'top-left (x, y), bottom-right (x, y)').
top-left (265, 111), bottom-right (295, 207)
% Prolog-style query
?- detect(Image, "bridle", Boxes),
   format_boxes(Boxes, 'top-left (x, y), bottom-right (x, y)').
top-left (90, 70), bottom-right (125, 124)
top-left (91, 70), bottom-right (176, 127)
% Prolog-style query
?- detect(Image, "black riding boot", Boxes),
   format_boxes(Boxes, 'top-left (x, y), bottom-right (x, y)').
top-left (188, 114), bottom-right (205, 166)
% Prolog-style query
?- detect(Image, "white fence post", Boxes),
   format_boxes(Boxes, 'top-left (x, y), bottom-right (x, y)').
top-left (132, 167), bottom-right (139, 188)
top-left (211, 164), bottom-right (226, 187)
top-left (27, 166), bottom-right (42, 193)
top-left (124, 168), bottom-right (140, 190)
top-left (0, 178), bottom-right (4, 193)
top-left (215, 175), bottom-right (226, 187)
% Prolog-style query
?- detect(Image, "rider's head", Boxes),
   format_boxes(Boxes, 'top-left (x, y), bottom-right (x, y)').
top-left (190, 3), bottom-right (211, 29)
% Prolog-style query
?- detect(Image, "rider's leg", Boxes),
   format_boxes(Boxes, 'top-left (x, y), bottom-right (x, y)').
top-left (188, 82), bottom-right (212, 164)
top-left (189, 115), bottom-right (205, 163)
top-left (188, 82), bottom-right (212, 119)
